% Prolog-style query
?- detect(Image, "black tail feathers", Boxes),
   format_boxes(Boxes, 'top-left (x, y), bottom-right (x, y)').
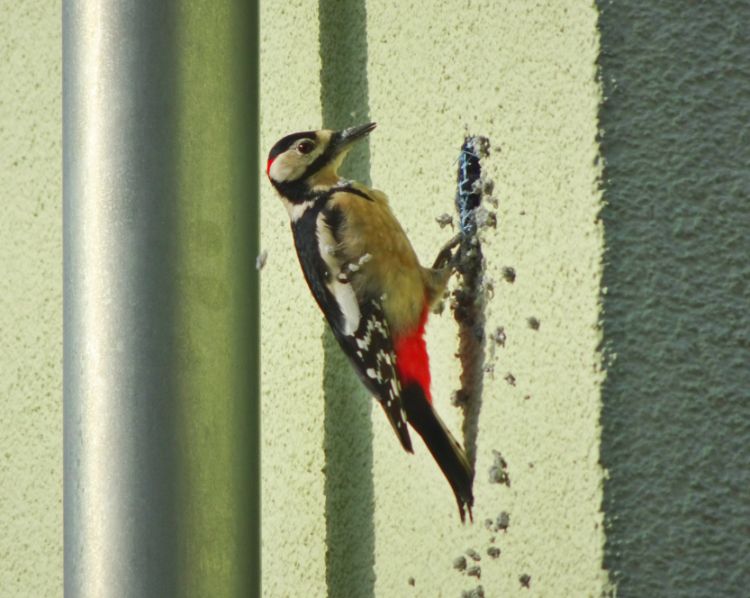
top-left (401, 383), bottom-right (475, 522)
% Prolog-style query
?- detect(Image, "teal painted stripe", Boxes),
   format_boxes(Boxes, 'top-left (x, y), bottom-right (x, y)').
top-left (598, 1), bottom-right (750, 594)
top-left (318, 1), bottom-right (377, 596)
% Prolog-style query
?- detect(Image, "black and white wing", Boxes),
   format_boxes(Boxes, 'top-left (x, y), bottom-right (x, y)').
top-left (291, 199), bottom-right (413, 452)
top-left (345, 299), bottom-right (413, 452)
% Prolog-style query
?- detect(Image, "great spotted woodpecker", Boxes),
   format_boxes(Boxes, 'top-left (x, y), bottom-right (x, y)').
top-left (266, 123), bottom-right (474, 521)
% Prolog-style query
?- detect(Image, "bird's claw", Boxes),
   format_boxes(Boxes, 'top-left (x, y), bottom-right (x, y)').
top-left (432, 234), bottom-right (461, 270)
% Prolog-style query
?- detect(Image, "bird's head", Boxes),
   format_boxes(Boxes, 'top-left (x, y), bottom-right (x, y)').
top-left (266, 122), bottom-right (376, 201)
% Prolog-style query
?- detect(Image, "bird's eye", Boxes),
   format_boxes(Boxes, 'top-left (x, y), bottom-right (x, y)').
top-left (297, 140), bottom-right (315, 154)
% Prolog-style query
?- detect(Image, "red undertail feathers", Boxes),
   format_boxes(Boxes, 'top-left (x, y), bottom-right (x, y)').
top-left (393, 305), bottom-right (432, 402)
top-left (393, 304), bottom-right (474, 521)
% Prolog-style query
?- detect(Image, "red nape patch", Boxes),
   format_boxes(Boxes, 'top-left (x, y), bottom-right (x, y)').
top-left (393, 305), bottom-right (432, 403)
top-left (266, 157), bottom-right (275, 176)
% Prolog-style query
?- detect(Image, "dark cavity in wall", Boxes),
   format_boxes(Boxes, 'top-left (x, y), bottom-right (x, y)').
top-left (451, 136), bottom-right (492, 470)
top-left (598, 1), bottom-right (750, 595)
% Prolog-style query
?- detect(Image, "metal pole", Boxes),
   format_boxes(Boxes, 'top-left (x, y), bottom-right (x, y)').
top-left (63, 2), bottom-right (259, 596)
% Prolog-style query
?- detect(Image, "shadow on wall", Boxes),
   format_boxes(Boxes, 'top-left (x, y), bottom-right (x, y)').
top-left (319, 0), bottom-right (376, 596)
top-left (598, 1), bottom-right (750, 595)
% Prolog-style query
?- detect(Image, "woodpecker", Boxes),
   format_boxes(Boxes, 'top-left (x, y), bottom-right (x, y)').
top-left (266, 123), bottom-right (475, 521)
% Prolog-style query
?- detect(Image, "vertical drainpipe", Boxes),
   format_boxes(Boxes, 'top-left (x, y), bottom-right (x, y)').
top-left (63, 2), bottom-right (260, 596)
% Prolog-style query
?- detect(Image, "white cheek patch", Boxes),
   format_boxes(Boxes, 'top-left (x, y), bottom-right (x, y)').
top-left (316, 212), bottom-right (361, 335)
top-left (269, 153), bottom-right (305, 182)
top-left (269, 144), bottom-right (326, 183)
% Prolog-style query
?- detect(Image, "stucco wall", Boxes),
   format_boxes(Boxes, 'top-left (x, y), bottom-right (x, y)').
top-left (260, 1), bottom-right (606, 596)
top-left (598, 1), bottom-right (750, 595)
top-left (0, 2), bottom-right (62, 596)
top-left (3, 1), bottom-right (748, 596)
top-left (259, 2), bottom-right (330, 597)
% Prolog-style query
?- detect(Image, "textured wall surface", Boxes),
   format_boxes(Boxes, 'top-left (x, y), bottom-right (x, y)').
top-left (0, 2), bottom-right (62, 596)
top-left (260, 1), bottom-right (607, 596)
top-left (9, 1), bottom-right (746, 596)
top-left (259, 2), bottom-right (330, 596)
top-left (598, 2), bottom-right (750, 596)
top-left (366, 2), bottom-right (606, 596)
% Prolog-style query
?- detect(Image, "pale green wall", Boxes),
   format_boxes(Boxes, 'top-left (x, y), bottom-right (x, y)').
top-left (2, 0), bottom-right (605, 595)
top-left (260, 1), bottom-right (606, 596)
top-left (259, 2), bottom-right (330, 597)
top-left (5, 1), bottom-right (747, 597)
top-left (0, 2), bottom-right (62, 595)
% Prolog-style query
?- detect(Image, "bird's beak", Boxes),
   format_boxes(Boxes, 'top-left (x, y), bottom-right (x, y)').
top-left (335, 122), bottom-right (376, 152)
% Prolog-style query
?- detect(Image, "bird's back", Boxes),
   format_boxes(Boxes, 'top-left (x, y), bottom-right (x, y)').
top-left (328, 185), bottom-right (427, 335)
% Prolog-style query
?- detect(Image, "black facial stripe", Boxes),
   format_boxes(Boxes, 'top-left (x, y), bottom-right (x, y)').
top-left (299, 131), bottom-right (341, 181)
top-left (271, 178), bottom-right (309, 202)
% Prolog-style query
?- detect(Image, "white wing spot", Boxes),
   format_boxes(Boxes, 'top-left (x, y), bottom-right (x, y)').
top-left (366, 368), bottom-right (377, 379)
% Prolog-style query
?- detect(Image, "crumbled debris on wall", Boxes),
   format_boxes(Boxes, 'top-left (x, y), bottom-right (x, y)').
top-left (489, 450), bottom-right (510, 486)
